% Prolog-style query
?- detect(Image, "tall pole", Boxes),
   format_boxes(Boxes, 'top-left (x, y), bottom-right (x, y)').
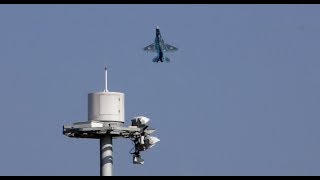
top-left (101, 66), bottom-right (112, 176)
top-left (100, 135), bottom-right (113, 176)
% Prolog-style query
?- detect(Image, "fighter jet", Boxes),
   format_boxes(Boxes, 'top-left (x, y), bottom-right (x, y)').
top-left (143, 26), bottom-right (178, 63)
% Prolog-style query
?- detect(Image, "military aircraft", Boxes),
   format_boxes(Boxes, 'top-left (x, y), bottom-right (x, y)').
top-left (143, 26), bottom-right (178, 63)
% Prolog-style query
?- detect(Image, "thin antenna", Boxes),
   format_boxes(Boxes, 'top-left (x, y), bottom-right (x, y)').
top-left (104, 66), bottom-right (108, 92)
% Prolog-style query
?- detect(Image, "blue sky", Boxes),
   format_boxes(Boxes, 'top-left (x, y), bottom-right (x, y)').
top-left (0, 4), bottom-right (320, 176)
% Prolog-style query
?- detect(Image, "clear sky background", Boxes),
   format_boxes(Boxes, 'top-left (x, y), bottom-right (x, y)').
top-left (0, 4), bottom-right (320, 176)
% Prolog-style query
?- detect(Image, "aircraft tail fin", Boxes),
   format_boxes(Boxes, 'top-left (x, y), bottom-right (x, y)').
top-left (152, 56), bottom-right (171, 63)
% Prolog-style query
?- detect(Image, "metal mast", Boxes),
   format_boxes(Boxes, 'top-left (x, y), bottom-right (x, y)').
top-left (63, 67), bottom-right (160, 176)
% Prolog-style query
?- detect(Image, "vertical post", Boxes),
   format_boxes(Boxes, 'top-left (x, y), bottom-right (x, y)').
top-left (100, 135), bottom-right (113, 176)
top-left (104, 67), bottom-right (108, 92)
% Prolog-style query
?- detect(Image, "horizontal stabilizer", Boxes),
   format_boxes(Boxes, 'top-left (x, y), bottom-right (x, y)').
top-left (152, 57), bottom-right (159, 63)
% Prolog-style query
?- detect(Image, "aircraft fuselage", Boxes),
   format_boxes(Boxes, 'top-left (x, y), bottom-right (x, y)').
top-left (143, 26), bottom-right (178, 63)
top-left (155, 28), bottom-right (164, 62)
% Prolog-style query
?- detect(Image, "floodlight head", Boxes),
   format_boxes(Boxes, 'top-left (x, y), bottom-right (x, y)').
top-left (133, 154), bottom-right (144, 165)
top-left (144, 136), bottom-right (160, 149)
top-left (131, 116), bottom-right (150, 127)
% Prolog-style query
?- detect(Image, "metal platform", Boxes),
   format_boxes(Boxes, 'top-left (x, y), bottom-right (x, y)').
top-left (63, 121), bottom-right (155, 139)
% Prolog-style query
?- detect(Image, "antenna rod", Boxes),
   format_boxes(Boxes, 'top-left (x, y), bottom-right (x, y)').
top-left (105, 66), bottom-right (108, 92)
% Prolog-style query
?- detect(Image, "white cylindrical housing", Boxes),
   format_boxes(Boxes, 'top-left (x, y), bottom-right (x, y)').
top-left (88, 92), bottom-right (125, 123)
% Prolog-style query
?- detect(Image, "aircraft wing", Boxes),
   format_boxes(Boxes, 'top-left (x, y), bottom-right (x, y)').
top-left (164, 43), bottom-right (178, 52)
top-left (143, 43), bottom-right (156, 52)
